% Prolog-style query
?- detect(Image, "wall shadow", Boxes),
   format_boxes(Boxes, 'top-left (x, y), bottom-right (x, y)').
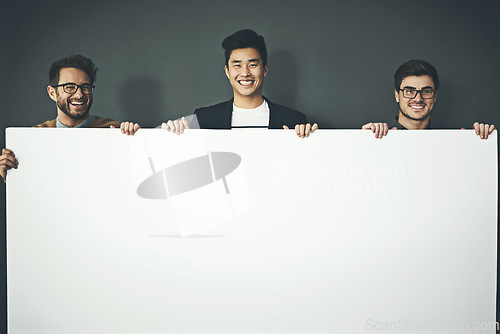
top-left (118, 76), bottom-right (166, 128)
top-left (265, 49), bottom-right (298, 108)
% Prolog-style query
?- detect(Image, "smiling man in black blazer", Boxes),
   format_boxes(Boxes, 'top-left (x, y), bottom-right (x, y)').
top-left (163, 29), bottom-right (317, 138)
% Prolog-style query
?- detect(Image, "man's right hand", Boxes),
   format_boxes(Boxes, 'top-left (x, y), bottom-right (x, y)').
top-left (0, 148), bottom-right (19, 182)
top-left (161, 117), bottom-right (190, 135)
top-left (361, 122), bottom-right (396, 138)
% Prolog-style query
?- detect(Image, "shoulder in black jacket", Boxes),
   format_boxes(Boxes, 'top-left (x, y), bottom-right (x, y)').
top-left (194, 97), bottom-right (307, 129)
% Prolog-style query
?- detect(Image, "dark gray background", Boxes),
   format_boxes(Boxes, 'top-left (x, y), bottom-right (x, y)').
top-left (1, 0), bottom-right (499, 331)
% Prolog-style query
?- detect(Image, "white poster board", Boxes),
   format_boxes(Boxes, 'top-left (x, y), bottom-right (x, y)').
top-left (6, 128), bottom-right (498, 334)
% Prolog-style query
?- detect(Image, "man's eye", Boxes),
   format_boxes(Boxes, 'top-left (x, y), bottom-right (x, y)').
top-left (65, 85), bottom-right (77, 90)
top-left (404, 89), bottom-right (415, 94)
top-left (422, 89), bottom-right (433, 94)
top-left (233, 64), bottom-right (241, 68)
top-left (249, 63), bottom-right (257, 67)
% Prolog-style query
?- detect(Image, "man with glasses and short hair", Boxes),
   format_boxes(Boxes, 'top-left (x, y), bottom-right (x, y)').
top-left (39, 54), bottom-right (119, 128)
top-left (0, 54), bottom-right (123, 182)
top-left (362, 59), bottom-right (495, 138)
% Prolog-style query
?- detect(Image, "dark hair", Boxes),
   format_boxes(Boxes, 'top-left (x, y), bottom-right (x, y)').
top-left (394, 59), bottom-right (439, 91)
top-left (222, 29), bottom-right (267, 66)
top-left (49, 54), bottom-right (98, 86)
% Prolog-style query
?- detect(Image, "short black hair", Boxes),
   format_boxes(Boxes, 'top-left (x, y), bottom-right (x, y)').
top-left (394, 59), bottom-right (439, 90)
top-left (49, 54), bottom-right (98, 86)
top-left (222, 29), bottom-right (267, 66)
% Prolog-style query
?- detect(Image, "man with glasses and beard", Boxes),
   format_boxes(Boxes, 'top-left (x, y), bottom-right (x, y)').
top-left (0, 54), bottom-right (122, 182)
top-left (362, 59), bottom-right (495, 139)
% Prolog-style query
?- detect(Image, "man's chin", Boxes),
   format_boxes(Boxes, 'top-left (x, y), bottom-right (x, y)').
top-left (62, 109), bottom-right (90, 120)
top-left (401, 110), bottom-right (432, 122)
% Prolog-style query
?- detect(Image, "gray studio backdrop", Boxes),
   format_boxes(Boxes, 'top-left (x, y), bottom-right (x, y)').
top-left (1, 0), bottom-right (500, 330)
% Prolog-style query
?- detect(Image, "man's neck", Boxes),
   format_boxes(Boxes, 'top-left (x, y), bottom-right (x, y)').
top-left (398, 113), bottom-right (430, 130)
top-left (233, 94), bottom-right (264, 109)
top-left (57, 111), bottom-right (88, 128)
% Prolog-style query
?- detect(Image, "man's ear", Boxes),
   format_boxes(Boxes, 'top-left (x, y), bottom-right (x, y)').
top-left (394, 89), bottom-right (399, 103)
top-left (47, 85), bottom-right (57, 102)
top-left (263, 64), bottom-right (269, 77)
top-left (225, 66), bottom-right (229, 79)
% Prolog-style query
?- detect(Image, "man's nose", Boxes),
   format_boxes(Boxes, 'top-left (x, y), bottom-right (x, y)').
top-left (414, 91), bottom-right (424, 101)
top-left (241, 65), bottom-right (251, 76)
top-left (72, 86), bottom-right (84, 97)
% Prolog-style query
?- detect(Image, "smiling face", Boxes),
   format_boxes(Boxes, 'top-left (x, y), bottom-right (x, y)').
top-left (225, 47), bottom-right (268, 108)
top-left (395, 75), bottom-right (437, 128)
top-left (47, 67), bottom-right (93, 126)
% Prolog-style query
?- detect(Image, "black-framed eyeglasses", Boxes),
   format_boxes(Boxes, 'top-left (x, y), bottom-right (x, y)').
top-left (52, 83), bottom-right (94, 95)
top-left (398, 88), bottom-right (436, 99)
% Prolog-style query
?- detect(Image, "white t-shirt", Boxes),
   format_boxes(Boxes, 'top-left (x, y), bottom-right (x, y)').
top-left (231, 100), bottom-right (270, 129)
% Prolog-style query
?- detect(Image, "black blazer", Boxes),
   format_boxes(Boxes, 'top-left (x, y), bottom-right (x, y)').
top-left (194, 97), bottom-right (307, 129)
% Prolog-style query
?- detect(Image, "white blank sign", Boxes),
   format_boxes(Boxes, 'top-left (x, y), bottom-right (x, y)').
top-left (6, 128), bottom-right (498, 334)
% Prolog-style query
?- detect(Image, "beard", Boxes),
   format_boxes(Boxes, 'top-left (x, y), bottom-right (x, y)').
top-left (56, 93), bottom-right (93, 120)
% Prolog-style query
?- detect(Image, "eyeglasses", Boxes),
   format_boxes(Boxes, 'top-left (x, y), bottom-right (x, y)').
top-left (52, 83), bottom-right (94, 95)
top-left (398, 88), bottom-right (436, 99)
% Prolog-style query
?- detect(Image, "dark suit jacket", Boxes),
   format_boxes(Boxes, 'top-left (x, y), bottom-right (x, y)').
top-left (194, 97), bottom-right (307, 129)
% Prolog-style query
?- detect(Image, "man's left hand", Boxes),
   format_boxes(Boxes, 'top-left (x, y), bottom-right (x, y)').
top-left (111, 122), bottom-right (141, 136)
top-left (473, 122), bottom-right (495, 140)
top-left (283, 123), bottom-right (318, 138)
